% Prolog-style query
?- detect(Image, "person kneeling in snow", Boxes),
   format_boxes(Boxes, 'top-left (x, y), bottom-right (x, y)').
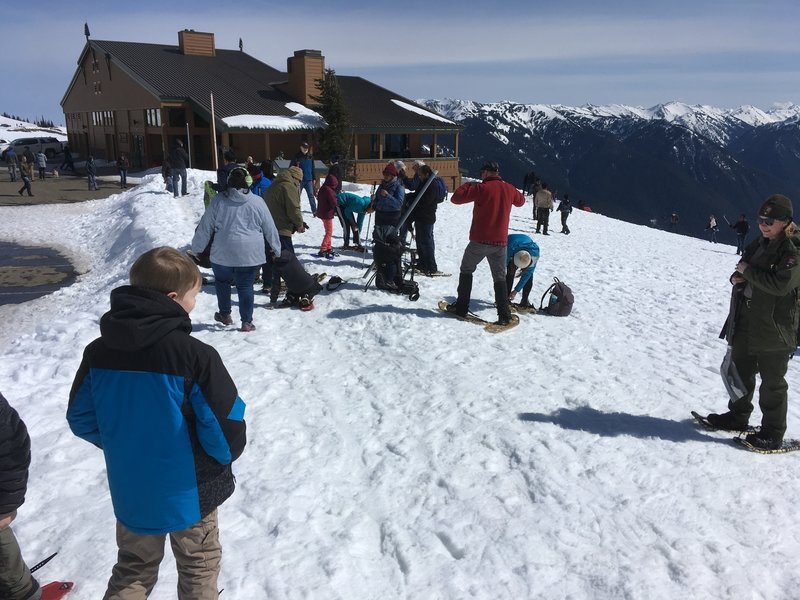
top-left (506, 233), bottom-right (540, 307)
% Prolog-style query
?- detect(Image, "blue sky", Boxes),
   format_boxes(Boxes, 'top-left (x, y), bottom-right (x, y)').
top-left (2, 0), bottom-right (799, 123)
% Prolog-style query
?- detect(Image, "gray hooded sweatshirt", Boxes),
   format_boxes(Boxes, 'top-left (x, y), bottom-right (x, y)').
top-left (192, 187), bottom-right (281, 267)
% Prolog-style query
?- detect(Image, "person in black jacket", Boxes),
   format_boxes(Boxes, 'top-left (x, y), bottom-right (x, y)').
top-left (67, 247), bottom-right (246, 599)
top-left (168, 139), bottom-right (190, 198)
top-left (409, 165), bottom-right (441, 275)
top-left (0, 392), bottom-right (40, 600)
top-left (730, 213), bottom-right (750, 255)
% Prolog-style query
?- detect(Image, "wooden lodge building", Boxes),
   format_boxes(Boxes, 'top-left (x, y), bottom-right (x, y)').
top-left (60, 29), bottom-right (463, 187)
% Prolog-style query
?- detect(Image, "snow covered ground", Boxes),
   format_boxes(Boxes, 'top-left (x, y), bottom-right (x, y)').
top-left (1, 170), bottom-right (799, 599)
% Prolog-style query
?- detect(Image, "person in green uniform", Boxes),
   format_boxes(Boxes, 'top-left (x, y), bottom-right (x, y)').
top-left (707, 194), bottom-right (800, 449)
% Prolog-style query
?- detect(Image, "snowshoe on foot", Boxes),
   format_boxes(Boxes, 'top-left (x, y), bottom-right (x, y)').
top-left (744, 431), bottom-right (782, 451)
top-left (706, 411), bottom-right (750, 432)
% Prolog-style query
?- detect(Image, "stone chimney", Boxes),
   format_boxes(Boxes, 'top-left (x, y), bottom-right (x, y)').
top-left (178, 30), bottom-right (215, 57)
top-left (284, 50), bottom-right (325, 105)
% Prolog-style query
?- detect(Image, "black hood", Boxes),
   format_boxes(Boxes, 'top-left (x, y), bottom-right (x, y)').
top-left (100, 286), bottom-right (192, 351)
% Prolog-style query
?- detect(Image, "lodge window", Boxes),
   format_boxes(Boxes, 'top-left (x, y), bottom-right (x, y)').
top-left (372, 134), bottom-right (409, 159)
top-left (91, 111), bottom-right (114, 126)
top-left (146, 109), bottom-right (162, 127)
top-left (167, 108), bottom-right (186, 128)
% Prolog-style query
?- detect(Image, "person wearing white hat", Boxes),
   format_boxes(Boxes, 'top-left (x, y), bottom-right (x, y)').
top-left (506, 233), bottom-right (540, 306)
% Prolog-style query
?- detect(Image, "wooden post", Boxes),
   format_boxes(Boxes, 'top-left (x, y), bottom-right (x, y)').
top-left (209, 92), bottom-right (218, 170)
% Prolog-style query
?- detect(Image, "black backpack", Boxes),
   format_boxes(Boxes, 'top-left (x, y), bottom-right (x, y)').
top-left (539, 277), bottom-right (574, 316)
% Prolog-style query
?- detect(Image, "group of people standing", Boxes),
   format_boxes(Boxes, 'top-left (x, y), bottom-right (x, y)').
top-left (5, 146), bottom-right (48, 197)
top-left (444, 160), bottom-right (545, 325)
top-left (533, 179), bottom-right (572, 235)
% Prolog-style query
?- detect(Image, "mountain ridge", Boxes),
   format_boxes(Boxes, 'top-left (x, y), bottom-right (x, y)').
top-left (421, 99), bottom-right (800, 238)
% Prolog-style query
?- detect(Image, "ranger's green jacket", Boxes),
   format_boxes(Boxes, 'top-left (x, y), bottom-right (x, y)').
top-left (737, 230), bottom-right (800, 352)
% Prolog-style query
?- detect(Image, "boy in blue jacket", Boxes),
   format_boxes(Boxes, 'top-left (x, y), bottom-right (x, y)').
top-left (67, 247), bottom-right (246, 600)
top-left (506, 233), bottom-right (540, 307)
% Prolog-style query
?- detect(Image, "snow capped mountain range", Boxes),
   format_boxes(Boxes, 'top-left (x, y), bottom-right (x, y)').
top-left (420, 99), bottom-right (800, 238)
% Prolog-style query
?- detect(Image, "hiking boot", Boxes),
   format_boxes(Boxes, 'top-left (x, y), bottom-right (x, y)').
top-left (706, 411), bottom-right (749, 432)
top-left (445, 303), bottom-right (466, 317)
top-left (240, 322), bottom-right (256, 332)
top-left (214, 312), bottom-right (233, 326)
top-left (495, 316), bottom-right (511, 326)
top-left (744, 431), bottom-right (782, 451)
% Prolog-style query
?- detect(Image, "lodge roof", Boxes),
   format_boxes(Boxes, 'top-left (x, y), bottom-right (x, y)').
top-left (66, 39), bottom-right (460, 133)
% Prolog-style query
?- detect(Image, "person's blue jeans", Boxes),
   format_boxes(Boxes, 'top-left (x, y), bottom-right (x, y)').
top-left (415, 222), bottom-right (437, 272)
top-left (87, 173), bottom-right (97, 190)
top-left (301, 180), bottom-right (317, 214)
top-left (172, 168), bottom-right (188, 197)
top-left (119, 168), bottom-right (127, 188)
top-left (211, 263), bottom-right (259, 324)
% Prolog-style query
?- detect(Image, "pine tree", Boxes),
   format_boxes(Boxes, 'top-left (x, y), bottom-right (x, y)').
top-left (310, 68), bottom-right (352, 173)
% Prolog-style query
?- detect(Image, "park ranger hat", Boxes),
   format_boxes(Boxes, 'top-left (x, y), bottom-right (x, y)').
top-left (758, 194), bottom-right (793, 221)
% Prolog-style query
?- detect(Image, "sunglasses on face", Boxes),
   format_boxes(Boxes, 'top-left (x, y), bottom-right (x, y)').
top-left (757, 217), bottom-right (779, 225)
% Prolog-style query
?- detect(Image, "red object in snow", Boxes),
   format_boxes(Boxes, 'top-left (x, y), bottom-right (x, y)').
top-left (40, 582), bottom-right (74, 600)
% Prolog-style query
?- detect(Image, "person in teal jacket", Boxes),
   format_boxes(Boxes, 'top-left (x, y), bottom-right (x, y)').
top-left (505, 233), bottom-right (540, 306)
top-left (337, 191), bottom-right (371, 250)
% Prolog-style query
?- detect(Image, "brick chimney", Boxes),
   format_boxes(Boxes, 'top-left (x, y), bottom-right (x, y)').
top-left (284, 50), bottom-right (325, 105)
top-left (178, 29), bottom-right (215, 57)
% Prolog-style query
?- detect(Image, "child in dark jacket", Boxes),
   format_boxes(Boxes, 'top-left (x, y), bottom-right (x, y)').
top-left (315, 174), bottom-right (339, 259)
top-left (67, 247), bottom-right (246, 599)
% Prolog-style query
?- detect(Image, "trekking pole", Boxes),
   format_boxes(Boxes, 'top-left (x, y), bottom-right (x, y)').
top-left (361, 181), bottom-right (377, 269)
top-left (723, 214), bottom-right (731, 226)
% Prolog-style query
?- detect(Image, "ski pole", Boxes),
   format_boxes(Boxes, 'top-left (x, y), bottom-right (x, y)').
top-left (362, 181), bottom-right (376, 267)
top-left (31, 552), bottom-right (58, 574)
top-left (723, 214), bottom-right (731, 226)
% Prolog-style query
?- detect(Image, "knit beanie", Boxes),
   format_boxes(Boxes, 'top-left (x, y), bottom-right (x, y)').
top-left (288, 166), bottom-right (303, 182)
top-left (758, 194), bottom-right (793, 221)
top-left (383, 163), bottom-right (398, 177)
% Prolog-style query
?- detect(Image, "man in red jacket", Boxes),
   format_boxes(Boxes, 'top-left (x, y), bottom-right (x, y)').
top-left (446, 161), bottom-right (526, 324)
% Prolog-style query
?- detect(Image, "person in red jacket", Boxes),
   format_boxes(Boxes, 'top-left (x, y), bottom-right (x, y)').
top-left (446, 161), bottom-right (526, 325)
top-left (315, 173), bottom-right (339, 259)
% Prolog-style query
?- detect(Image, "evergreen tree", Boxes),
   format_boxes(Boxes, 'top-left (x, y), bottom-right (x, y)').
top-left (311, 68), bottom-right (352, 172)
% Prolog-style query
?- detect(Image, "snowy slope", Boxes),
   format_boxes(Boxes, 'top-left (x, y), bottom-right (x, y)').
top-left (2, 173), bottom-right (800, 599)
top-left (0, 115), bottom-right (66, 144)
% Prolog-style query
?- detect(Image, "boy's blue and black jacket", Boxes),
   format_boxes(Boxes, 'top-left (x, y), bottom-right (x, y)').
top-left (67, 286), bottom-right (246, 535)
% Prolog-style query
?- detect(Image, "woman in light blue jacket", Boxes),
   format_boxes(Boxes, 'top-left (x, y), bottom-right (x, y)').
top-left (192, 166), bottom-right (281, 332)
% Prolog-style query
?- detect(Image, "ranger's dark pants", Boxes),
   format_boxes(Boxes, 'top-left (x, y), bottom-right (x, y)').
top-left (729, 331), bottom-right (790, 441)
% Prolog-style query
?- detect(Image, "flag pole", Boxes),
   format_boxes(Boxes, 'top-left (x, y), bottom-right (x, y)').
top-left (210, 92), bottom-right (218, 170)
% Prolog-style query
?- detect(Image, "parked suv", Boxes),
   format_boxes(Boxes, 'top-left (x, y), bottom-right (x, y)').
top-left (1, 136), bottom-right (64, 160)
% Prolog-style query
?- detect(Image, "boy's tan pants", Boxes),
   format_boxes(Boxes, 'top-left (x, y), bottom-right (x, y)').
top-left (103, 510), bottom-right (221, 600)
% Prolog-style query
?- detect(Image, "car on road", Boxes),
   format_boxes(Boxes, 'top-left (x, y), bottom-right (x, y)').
top-left (1, 136), bottom-right (65, 160)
